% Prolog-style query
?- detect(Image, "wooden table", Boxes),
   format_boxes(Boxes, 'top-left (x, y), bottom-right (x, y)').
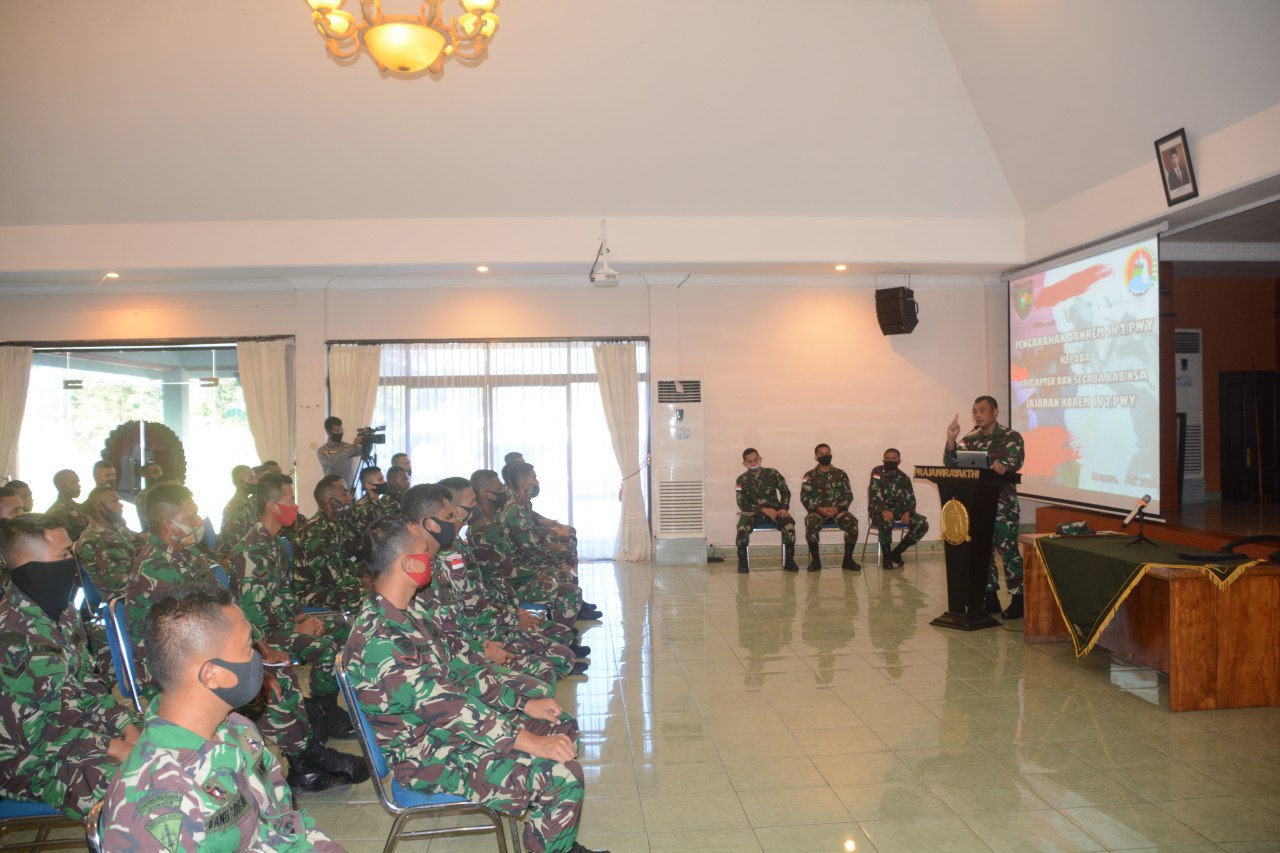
top-left (1021, 533), bottom-right (1280, 711)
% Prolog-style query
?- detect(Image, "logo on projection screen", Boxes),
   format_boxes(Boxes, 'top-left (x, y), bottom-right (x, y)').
top-left (1124, 247), bottom-right (1158, 296)
top-left (1013, 278), bottom-right (1035, 319)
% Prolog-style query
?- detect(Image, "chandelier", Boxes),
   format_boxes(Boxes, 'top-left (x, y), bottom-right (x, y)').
top-left (306, 0), bottom-right (500, 78)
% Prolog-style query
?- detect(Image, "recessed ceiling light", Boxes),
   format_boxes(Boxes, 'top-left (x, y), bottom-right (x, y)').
top-left (834, 264), bottom-right (848, 272)
top-left (476, 265), bottom-right (489, 273)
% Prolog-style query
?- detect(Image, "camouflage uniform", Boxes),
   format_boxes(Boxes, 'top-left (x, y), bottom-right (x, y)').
top-left (100, 706), bottom-right (343, 852)
top-left (227, 521), bottom-right (347, 699)
top-left (0, 582), bottom-right (139, 819)
top-left (344, 592), bottom-right (586, 853)
top-left (125, 536), bottom-right (312, 757)
top-left (437, 542), bottom-right (576, 678)
top-left (944, 423), bottom-right (1025, 594)
top-left (349, 493), bottom-right (398, 540)
top-left (412, 553), bottom-right (561, 691)
top-left (218, 492), bottom-right (256, 554)
top-left (471, 506), bottom-right (583, 631)
top-left (735, 467), bottom-right (796, 547)
top-left (46, 497), bottom-right (91, 543)
top-left (799, 466), bottom-right (859, 545)
top-left (867, 465), bottom-right (930, 552)
top-left (293, 511), bottom-right (365, 612)
top-left (495, 492), bottom-right (575, 580)
top-left (447, 538), bottom-right (575, 648)
top-left (75, 519), bottom-right (140, 602)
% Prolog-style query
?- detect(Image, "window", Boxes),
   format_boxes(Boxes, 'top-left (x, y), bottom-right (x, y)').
top-left (18, 344), bottom-right (258, 529)
top-left (369, 340), bottom-right (650, 559)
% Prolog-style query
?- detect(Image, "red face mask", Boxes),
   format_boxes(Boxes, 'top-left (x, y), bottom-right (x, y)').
top-left (405, 553), bottom-right (433, 588)
top-left (271, 503), bottom-right (299, 526)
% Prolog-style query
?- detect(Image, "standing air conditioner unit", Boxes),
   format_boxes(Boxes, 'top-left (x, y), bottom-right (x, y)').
top-left (652, 379), bottom-right (707, 565)
top-left (1174, 329), bottom-right (1205, 503)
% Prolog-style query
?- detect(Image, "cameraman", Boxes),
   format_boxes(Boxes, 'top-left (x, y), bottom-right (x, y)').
top-left (317, 416), bottom-right (362, 485)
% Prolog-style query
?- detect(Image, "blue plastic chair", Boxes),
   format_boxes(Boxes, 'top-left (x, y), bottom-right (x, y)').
top-left (201, 516), bottom-right (218, 551)
top-left (335, 667), bottom-right (516, 853)
top-left (518, 602), bottom-right (549, 619)
top-left (105, 597), bottom-right (144, 715)
top-left (0, 798), bottom-right (85, 851)
top-left (210, 563), bottom-right (230, 590)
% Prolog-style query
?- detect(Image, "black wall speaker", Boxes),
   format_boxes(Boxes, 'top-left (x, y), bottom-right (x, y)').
top-left (875, 286), bottom-right (919, 335)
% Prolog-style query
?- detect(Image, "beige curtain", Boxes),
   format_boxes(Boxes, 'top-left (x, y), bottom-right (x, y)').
top-left (592, 342), bottom-right (651, 561)
top-left (236, 339), bottom-right (294, 469)
top-left (0, 346), bottom-right (33, 480)
top-left (328, 344), bottom-right (382, 432)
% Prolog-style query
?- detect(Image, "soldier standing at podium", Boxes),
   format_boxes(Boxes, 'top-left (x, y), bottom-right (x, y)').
top-left (945, 396), bottom-right (1025, 619)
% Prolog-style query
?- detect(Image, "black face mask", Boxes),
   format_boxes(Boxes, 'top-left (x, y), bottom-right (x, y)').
top-left (425, 517), bottom-right (457, 550)
top-left (817, 455), bottom-right (833, 466)
top-left (329, 432), bottom-right (344, 444)
top-left (488, 490), bottom-right (508, 508)
top-left (371, 483), bottom-right (389, 495)
top-left (883, 460), bottom-right (899, 471)
top-left (9, 558), bottom-right (82, 621)
top-left (207, 653), bottom-right (265, 709)
top-left (528, 484), bottom-right (541, 499)
top-left (456, 505), bottom-right (474, 525)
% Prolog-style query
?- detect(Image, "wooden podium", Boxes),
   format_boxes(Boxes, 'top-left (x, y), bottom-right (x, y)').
top-left (914, 465), bottom-right (1021, 631)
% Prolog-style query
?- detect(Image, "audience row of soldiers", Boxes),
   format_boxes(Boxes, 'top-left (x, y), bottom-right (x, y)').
top-left (0, 444), bottom-right (609, 852)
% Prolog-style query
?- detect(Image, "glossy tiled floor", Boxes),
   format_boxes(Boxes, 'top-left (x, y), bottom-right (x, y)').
top-left (303, 554), bottom-right (1280, 852)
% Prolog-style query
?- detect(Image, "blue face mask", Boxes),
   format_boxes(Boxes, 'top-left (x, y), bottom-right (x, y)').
top-left (206, 652), bottom-right (264, 709)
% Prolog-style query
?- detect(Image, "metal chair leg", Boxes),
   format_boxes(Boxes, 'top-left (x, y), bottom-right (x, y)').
top-left (506, 814), bottom-right (523, 853)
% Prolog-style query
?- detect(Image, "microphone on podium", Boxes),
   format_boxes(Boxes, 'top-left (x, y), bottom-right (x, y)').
top-left (1121, 495), bottom-right (1151, 527)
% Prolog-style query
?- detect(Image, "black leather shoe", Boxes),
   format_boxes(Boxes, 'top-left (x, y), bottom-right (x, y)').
top-left (1001, 593), bottom-right (1024, 620)
top-left (985, 589), bottom-right (1002, 614)
top-left (569, 660), bottom-right (590, 677)
top-left (576, 605), bottom-right (603, 620)
top-left (286, 760), bottom-right (351, 793)
top-left (570, 643), bottom-right (591, 658)
top-left (305, 743), bottom-right (370, 783)
top-left (890, 550), bottom-right (906, 568)
top-left (307, 696), bottom-right (356, 741)
top-left (806, 545), bottom-right (822, 572)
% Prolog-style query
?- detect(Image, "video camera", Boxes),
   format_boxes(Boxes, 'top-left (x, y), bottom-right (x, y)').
top-left (356, 425), bottom-right (386, 459)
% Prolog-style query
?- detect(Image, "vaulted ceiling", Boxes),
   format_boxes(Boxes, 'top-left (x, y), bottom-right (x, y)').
top-left (2, 0), bottom-right (1278, 277)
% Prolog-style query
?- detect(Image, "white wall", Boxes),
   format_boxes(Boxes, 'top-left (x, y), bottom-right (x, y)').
top-left (0, 276), bottom-right (1001, 536)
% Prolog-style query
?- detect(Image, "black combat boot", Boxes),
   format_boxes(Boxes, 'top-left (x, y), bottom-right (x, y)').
top-left (301, 740), bottom-right (370, 783)
top-left (984, 589), bottom-right (1001, 614)
top-left (842, 543), bottom-right (861, 571)
top-left (1001, 593), bottom-right (1024, 620)
top-left (889, 543), bottom-right (907, 568)
top-left (308, 693), bottom-right (356, 740)
top-left (806, 544), bottom-right (822, 572)
top-left (576, 603), bottom-right (602, 620)
top-left (737, 546), bottom-right (749, 573)
top-left (570, 642), bottom-right (591, 658)
top-left (285, 751), bottom-right (353, 793)
top-left (783, 543), bottom-right (800, 572)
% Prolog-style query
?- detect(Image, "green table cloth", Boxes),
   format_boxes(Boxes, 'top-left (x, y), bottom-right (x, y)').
top-left (1034, 534), bottom-right (1258, 656)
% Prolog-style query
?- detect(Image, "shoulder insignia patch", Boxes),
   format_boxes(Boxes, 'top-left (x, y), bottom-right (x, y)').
top-left (146, 812), bottom-right (185, 850)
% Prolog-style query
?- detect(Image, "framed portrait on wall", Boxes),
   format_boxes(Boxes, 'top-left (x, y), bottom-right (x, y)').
top-left (1155, 128), bottom-right (1198, 207)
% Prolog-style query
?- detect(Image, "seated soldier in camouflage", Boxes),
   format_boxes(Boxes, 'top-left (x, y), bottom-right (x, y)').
top-left (867, 447), bottom-right (930, 569)
top-left (402, 484), bottom-right (580, 686)
top-left (125, 484), bottom-right (361, 792)
top-left (75, 484), bottom-right (140, 601)
top-left (349, 466), bottom-right (397, 537)
top-left (294, 475), bottom-right (367, 612)
top-left (799, 443), bottom-right (861, 573)
top-left (468, 470), bottom-right (591, 637)
top-left (494, 463), bottom-right (601, 620)
top-left (101, 584), bottom-right (344, 852)
top-left (46, 468), bottom-right (91, 543)
top-left (502, 454), bottom-right (580, 567)
top-left (227, 473), bottom-right (354, 743)
top-left (345, 517), bottom-right (607, 853)
top-left (217, 464), bottom-right (258, 553)
top-left (735, 448), bottom-right (798, 572)
top-left (0, 515), bottom-right (141, 819)
top-left (0, 486), bottom-right (24, 522)
top-left (437, 478), bottom-right (587, 662)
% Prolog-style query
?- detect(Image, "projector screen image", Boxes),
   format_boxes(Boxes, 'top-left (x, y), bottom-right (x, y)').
top-left (1008, 236), bottom-right (1161, 515)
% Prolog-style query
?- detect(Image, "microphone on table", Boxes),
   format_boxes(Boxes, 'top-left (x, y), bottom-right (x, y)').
top-left (1121, 494), bottom-right (1151, 527)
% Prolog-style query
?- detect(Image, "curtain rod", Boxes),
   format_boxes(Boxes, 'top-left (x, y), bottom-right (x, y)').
top-left (327, 336), bottom-right (651, 345)
top-left (4, 334), bottom-right (295, 349)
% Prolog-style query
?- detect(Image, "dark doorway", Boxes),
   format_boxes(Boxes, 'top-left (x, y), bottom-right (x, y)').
top-left (1219, 370), bottom-right (1279, 502)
